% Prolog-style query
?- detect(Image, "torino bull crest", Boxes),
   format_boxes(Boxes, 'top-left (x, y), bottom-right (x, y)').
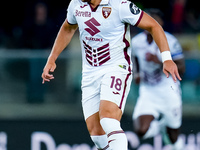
top-left (102, 7), bottom-right (112, 19)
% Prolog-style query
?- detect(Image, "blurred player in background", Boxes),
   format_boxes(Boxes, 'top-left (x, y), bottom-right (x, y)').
top-left (42, 0), bottom-right (182, 149)
top-left (131, 8), bottom-right (185, 150)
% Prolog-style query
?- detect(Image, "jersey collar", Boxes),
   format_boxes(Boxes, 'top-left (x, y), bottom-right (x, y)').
top-left (100, 0), bottom-right (109, 5)
top-left (81, 0), bottom-right (109, 6)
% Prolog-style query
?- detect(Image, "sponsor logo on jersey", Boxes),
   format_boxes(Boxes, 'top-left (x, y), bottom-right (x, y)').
top-left (85, 37), bottom-right (103, 42)
top-left (129, 3), bottom-right (140, 15)
top-left (84, 18), bottom-right (101, 36)
top-left (102, 7), bottom-right (112, 19)
top-left (113, 91), bottom-right (120, 95)
top-left (80, 4), bottom-right (87, 8)
top-left (75, 10), bottom-right (91, 17)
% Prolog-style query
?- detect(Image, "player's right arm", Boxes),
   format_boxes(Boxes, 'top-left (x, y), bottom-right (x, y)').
top-left (42, 20), bottom-right (78, 84)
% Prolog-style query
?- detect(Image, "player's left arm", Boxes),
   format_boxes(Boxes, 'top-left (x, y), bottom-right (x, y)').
top-left (137, 12), bottom-right (182, 82)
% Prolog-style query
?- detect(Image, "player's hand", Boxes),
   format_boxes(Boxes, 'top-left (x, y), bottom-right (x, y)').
top-left (163, 60), bottom-right (182, 82)
top-left (41, 61), bottom-right (56, 84)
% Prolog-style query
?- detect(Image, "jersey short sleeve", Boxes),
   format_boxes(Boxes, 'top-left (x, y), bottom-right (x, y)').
top-left (66, 0), bottom-right (77, 24)
top-left (119, 0), bottom-right (143, 26)
top-left (166, 32), bottom-right (184, 60)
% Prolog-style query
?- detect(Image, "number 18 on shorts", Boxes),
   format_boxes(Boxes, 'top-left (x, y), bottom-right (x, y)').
top-left (82, 70), bottom-right (132, 120)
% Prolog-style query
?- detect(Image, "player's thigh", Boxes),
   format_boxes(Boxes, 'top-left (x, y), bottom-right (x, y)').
top-left (99, 70), bottom-right (132, 120)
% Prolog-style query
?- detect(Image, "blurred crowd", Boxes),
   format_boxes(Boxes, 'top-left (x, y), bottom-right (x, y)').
top-left (0, 0), bottom-right (199, 49)
top-left (0, 0), bottom-right (69, 49)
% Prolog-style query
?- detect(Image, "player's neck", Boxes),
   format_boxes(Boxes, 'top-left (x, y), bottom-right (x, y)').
top-left (89, 0), bottom-right (101, 9)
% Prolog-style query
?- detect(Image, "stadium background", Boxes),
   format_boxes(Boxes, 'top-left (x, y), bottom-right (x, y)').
top-left (0, 0), bottom-right (199, 150)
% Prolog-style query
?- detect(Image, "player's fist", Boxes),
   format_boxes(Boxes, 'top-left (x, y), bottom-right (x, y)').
top-left (41, 61), bottom-right (56, 84)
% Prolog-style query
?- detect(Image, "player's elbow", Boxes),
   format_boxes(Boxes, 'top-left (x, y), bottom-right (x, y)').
top-left (147, 22), bottom-right (163, 35)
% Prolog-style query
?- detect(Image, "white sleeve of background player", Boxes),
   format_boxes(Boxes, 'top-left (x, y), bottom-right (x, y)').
top-left (66, 0), bottom-right (77, 25)
top-left (119, 0), bottom-right (143, 26)
top-left (169, 38), bottom-right (184, 60)
top-left (157, 33), bottom-right (184, 62)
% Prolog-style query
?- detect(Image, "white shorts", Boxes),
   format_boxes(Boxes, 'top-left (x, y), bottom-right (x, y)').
top-left (82, 66), bottom-right (132, 120)
top-left (133, 86), bottom-right (182, 129)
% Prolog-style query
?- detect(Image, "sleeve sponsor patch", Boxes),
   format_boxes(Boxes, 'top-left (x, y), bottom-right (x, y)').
top-left (129, 3), bottom-right (140, 15)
